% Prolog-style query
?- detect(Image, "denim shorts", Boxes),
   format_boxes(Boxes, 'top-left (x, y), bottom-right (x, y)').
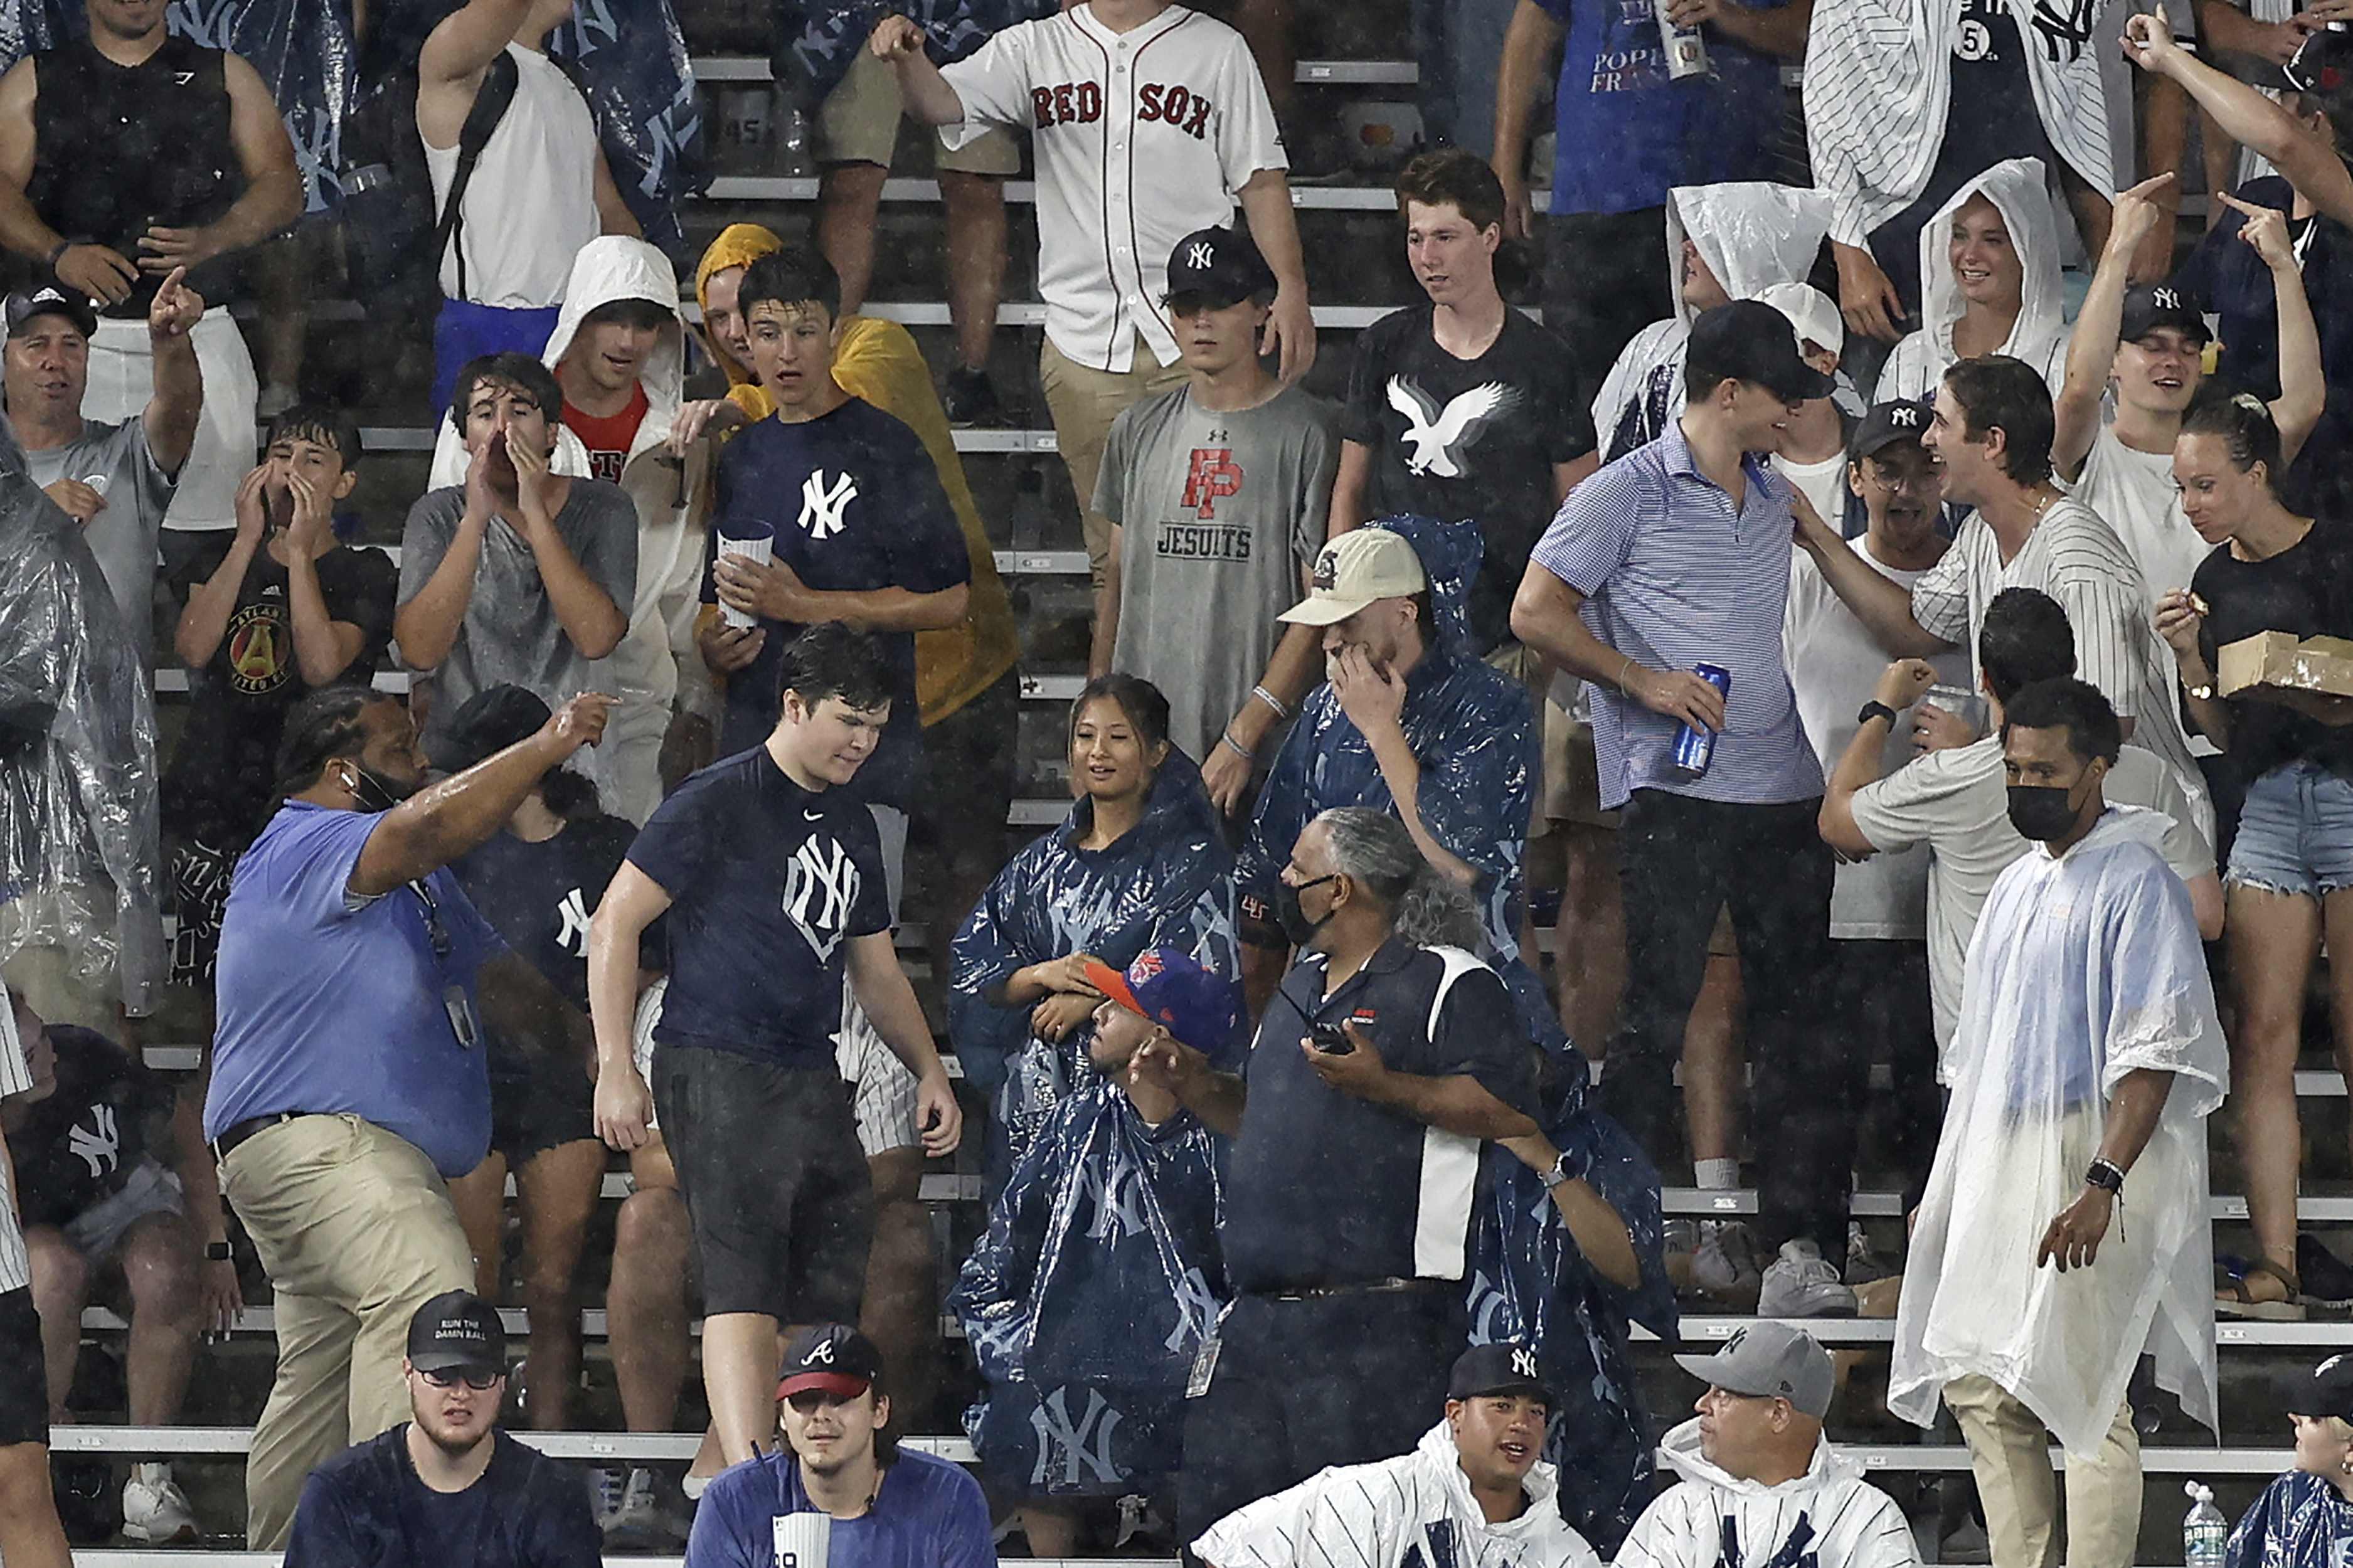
top-left (2226, 761), bottom-right (2353, 898)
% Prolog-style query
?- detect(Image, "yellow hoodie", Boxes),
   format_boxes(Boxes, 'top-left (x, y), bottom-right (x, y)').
top-left (694, 224), bottom-right (1019, 727)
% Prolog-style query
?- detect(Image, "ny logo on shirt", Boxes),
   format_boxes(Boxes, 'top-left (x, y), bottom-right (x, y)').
top-left (554, 886), bottom-right (593, 958)
top-left (782, 837), bottom-right (861, 960)
top-left (798, 470), bottom-right (859, 540)
top-left (2028, 0), bottom-right (2098, 61)
top-left (69, 1103), bottom-right (122, 1179)
top-left (1181, 448), bottom-right (1241, 519)
top-left (1028, 1387), bottom-right (1125, 1488)
top-left (1386, 378), bottom-right (1516, 479)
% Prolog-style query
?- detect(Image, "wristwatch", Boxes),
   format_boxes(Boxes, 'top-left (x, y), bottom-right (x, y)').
top-left (1857, 700), bottom-right (1899, 729)
top-left (204, 1241), bottom-right (232, 1262)
top-left (2187, 681), bottom-right (2216, 701)
top-left (1540, 1152), bottom-right (1573, 1190)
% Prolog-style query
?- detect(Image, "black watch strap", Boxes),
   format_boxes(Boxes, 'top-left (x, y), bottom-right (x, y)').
top-left (204, 1241), bottom-right (233, 1261)
top-left (2085, 1157), bottom-right (2125, 1195)
top-left (1857, 700), bottom-right (1899, 729)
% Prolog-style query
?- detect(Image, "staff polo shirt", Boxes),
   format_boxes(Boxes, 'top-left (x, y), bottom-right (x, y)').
top-left (1221, 940), bottom-right (1537, 1295)
top-left (1528, 423), bottom-right (1822, 809)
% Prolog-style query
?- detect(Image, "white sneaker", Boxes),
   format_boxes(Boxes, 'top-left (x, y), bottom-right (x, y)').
top-left (122, 1461), bottom-right (199, 1544)
top-left (1692, 1221), bottom-right (1763, 1295)
top-left (1757, 1239), bottom-right (1859, 1318)
top-left (1846, 1221), bottom-right (1896, 1285)
top-left (590, 1466), bottom-right (625, 1530)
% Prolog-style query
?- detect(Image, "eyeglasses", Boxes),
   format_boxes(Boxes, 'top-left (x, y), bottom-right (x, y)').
top-left (1862, 468), bottom-right (1940, 495)
top-left (417, 1367), bottom-right (502, 1391)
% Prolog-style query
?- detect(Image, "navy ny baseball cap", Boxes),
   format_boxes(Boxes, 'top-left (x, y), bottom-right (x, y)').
top-left (6, 285), bottom-right (97, 340)
top-left (1449, 1342), bottom-right (1553, 1406)
top-left (2283, 1353), bottom-right (2353, 1422)
top-left (2119, 282), bottom-right (2207, 346)
top-left (1849, 400), bottom-right (1933, 463)
top-left (406, 1290), bottom-right (507, 1377)
top-left (1163, 226), bottom-right (1278, 310)
top-left (1081, 948), bottom-right (1246, 1058)
top-left (779, 1323), bottom-right (885, 1401)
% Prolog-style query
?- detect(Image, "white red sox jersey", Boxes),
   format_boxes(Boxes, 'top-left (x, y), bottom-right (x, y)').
top-left (940, 3), bottom-right (1287, 372)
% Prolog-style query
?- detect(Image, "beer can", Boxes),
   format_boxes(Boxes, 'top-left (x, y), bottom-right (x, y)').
top-left (1672, 663), bottom-right (1732, 776)
top-left (1653, 0), bottom-right (1711, 79)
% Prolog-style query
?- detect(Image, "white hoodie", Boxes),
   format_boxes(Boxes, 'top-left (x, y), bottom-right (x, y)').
top-left (1616, 1420), bottom-right (1921, 1568)
top-left (1195, 1421), bottom-right (1598, 1568)
top-left (1590, 184), bottom-right (1835, 462)
top-left (1874, 159), bottom-right (2072, 405)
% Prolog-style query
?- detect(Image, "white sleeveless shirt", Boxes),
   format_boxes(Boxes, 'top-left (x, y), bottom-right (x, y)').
top-left (423, 45), bottom-right (601, 309)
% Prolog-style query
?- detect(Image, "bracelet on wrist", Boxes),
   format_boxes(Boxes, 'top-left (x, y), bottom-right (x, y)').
top-left (1251, 684), bottom-right (1292, 721)
top-left (1218, 729), bottom-right (1255, 763)
top-left (1617, 655), bottom-right (1637, 696)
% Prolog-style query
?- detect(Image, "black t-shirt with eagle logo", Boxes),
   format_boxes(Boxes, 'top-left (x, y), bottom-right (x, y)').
top-left (161, 540), bottom-right (398, 847)
top-left (9, 1027), bottom-right (176, 1228)
top-left (1340, 304), bottom-right (1594, 654)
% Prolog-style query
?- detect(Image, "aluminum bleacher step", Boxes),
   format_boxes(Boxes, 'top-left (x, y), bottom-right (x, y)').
top-left (1663, 1185), bottom-right (2353, 1221)
top-left (701, 175), bottom-right (1437, 211)
top-left (690, 54), bottom-right (1419, 85)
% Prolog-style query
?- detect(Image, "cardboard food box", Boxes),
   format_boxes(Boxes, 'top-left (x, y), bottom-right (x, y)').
top-left (2216, 630), bottom-right (2353, 698)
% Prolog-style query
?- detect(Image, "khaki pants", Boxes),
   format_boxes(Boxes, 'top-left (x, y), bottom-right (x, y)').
top-left (1038, 336), bottom-right (1187, 586)
top-left (1944, 1374), bottom-right (2142, 1568)
top-left (220, 1114), bottom-right (475, 1549)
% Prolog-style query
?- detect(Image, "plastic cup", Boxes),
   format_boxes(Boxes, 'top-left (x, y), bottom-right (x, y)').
top-left (716, 522), bottom-right (773, 630)
top-left (772, 1509), bottom-right (831, 1568)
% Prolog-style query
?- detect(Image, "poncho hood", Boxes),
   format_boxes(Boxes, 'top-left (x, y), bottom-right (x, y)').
top-left (1669, 183), bottom-right (1837, 329)
top-left (1916, 158), bottom-right (2067, 378)
top-left (1365, 513), bottom-right (1480, 659)
top-left (1056, 743), bottom-right (1224, 860)
top-left (540, 235), bottom-right (688, 432)
top-left (1415, 1419), bottom-right (1566, 1526)
top-left (694, 221), bottom-right (783, 391)
top-left (1655, 1417), bottom-right (1861, 1497)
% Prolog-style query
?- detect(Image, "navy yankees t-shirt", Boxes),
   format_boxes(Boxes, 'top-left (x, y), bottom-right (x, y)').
top-left (625, 746), bottom-right (891, 1067)
top-left (452, 813), bottom-right (644, 1010)
top-left (705, 397), bottom-right (972, 809)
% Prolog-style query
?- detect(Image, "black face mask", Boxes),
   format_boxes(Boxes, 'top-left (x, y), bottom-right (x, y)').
top-left (347, 762), bottom-right (418, 814)
top-left (1275, 874), bottom-right (1340, 950)
top-left (2006, 781), bottom-right (2082, 843)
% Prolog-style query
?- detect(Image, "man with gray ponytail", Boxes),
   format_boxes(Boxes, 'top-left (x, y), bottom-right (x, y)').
top-left (1138, 807), bottom-right (1541, 1545)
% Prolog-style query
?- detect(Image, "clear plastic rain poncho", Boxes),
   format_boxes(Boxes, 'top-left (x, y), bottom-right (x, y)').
top-left (0, 436), bottom-right (164, 1015)
top-left (2226, 1470), bottom-right (2353, 1568)
top-left (1874, 156), bottom-right (2073, 403)
top-left (950, 745), bottom-right (1240, 1182)
top-left (1467, 1046), bottom-right (1676, 1555)
top-left (1890, 808), bottom-right (2226, 1457)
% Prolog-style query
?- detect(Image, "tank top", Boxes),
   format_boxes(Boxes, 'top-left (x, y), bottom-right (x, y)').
top-left (27, 34), bottom-right (239, 312)
top-left (423, 45), bottom-right (600, 309)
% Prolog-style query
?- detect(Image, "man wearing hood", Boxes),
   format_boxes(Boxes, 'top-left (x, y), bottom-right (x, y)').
top-left (1591, 183), bottom-right (1837, 465)
top-left (1620, 1323), bottom-right (1920, 1568)
top-left (1872, 159), bottom-right (2073, 403)
top-left (1889, 677), bottom-right (2226, 1568)
top-left (1193, 1343), bottom-right (1599, 1568)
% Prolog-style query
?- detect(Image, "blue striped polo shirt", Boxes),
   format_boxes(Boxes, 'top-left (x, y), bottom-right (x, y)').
top-left (1529, 423), bottom-right (1825, 810)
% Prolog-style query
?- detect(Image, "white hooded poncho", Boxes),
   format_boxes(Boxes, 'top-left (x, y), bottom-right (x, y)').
top-left (1615, 1419), bottom-right (1921, 1568)
top-left (1875, 157), bottom-right (2074, 405)
top-left (1194, 1421), bottom-right (1599, 1568)
top-left (1890, 806), bottom-right (2227, 1458)
top-left (1590, 183), bottom-right (1835, 462)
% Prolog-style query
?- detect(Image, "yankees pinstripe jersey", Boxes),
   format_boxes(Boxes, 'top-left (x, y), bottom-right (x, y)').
top-left (939, 3), bottom-right (1287, 373)
top-left (1616, 1420), bottom-right (1921, 1568)
top-left (0, 1000), bottom-right (30, 1294)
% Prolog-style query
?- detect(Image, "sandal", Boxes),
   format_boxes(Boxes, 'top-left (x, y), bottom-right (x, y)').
top-left (2218, 1258), bottom-right (2308, 1320)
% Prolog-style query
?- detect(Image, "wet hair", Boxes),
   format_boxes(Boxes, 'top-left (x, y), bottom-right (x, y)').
top-left (579, 297), bottom-right (671, 334)
top-left (2002, 676), bottom-right (2122, 766)
top-left (1068, 674), bottom-right (1172, 753)
top-left (263, 403), bottom-right (362, 470)
top-left (775, 622), bottom-right (894, 715)
top-left (538, 767), bottom-right (602, 824)
top-left (1314, 807), bottom-right (1485, 951)
top-left (2179, 385), bottom-right (2283, 496)
top-left (1979, 587), bottom-right (2075, 705)
top-left (738, 246), bottom-right (842, 326)
top-left (449, 352), bottom-right (564, 436)
top-left (1394, 150), bottom-right (1505, 235)
top-left (1942, 356), bottom-right (2055, 486)
top-left (275, 684), bottom-right (391, 795)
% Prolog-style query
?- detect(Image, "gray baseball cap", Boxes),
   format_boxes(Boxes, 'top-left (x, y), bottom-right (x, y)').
top-left (1674, 1322), bottom-right (1834, 1419)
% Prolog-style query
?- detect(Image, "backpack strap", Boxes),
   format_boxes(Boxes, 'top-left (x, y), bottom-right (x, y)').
top-left (433, 46), bottom-right (521, 303)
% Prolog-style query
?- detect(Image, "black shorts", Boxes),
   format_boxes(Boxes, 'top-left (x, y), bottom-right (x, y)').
top-left (651, 1044), bottom-right (873, 1322)
top-left (0, 1286), bottom-right (48, 1446)
top-left (911, 669), bottom-right (1017, 868)
top-left (486, 1029), bottom-right (597, 1166)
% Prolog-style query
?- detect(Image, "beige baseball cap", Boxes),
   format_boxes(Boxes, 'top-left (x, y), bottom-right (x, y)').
top-left (1279, 529), bottom-right (1429, 627)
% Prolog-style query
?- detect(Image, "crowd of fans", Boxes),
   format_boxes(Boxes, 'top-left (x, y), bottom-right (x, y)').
top-left (0, 0), bottom-right (2350, 1562)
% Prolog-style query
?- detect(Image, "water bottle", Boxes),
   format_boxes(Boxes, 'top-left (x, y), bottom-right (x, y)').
top-left (1652, 0), bottom-right (1710, 79)
top-left (2184, 1481), bottom-right (2228, 1568)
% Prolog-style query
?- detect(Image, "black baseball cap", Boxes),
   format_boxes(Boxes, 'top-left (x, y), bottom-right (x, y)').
top-left (1447, 1342), bottom-right (1553, 1406)
top-left (2118, 282), bottom-right (2207, 346)
top-left (406, 1290), bottom-right (507, 1377)
top-left (2286, 26), bottom-right (2353, 119)
top-left (2283, 1353), bottom-right (2353, 1421)
top-left (1687, 300), bottom-right (1837, 404)
top-left (5, 286), bottom-right (97, 340)
top-left (1849, 399), bottom-right (1933, 463)
top-left (435, 684), bottom-right (551, 775)
top-left (1163, 226), bottom-right (1278, 310)
top-left (778, 1323), bottom-right (885, 1401)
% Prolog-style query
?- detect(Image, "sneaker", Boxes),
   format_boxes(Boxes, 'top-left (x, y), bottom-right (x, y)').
top-left (604, 1466), bottom-right (688, 1551)
top-left (680, 1468), bottom-right (713, 1502)
top-left (1692, 1221), bottom-right (1763, 1295)
top-left (2301, 1234), bottom-right (2353, 1308)
top-left (940, 364), bottom-right (1002, 426)
top-left (1757, 1239), bottom-right (1859, 1318)
top-left (590, 1466), bottom-right (625, 1530)
top-left (1846, 1221), bottom-right (1896, 1285)
top-left (120, 1461), bottom-right (199, 1544)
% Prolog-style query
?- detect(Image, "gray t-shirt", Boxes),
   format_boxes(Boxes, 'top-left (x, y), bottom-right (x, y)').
top-left (396, 479), bottom-right (639, 756)
top-left (1097, 383), bottom-right (1338, 761)
top-left (22, 417), bottom-right (175, 640)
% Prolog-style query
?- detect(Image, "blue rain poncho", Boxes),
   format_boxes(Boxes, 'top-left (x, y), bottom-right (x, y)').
top-left (2228, 1471), bottom-right (2353, 1568)
top-left (950, 746), bottom-right (1240, 1176)
top-left (1467, 1047), bottom-right (1675, 1555)
top-left (952, 1069), bottom-right (1230, 1498)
